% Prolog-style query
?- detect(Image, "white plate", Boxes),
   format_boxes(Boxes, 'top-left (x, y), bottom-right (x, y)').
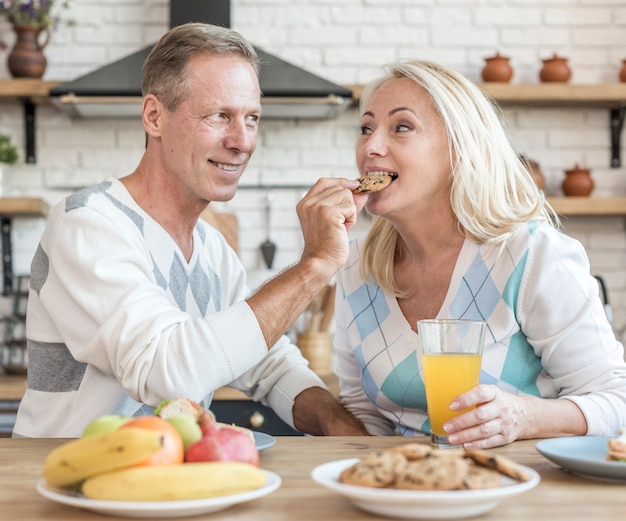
top-left (311, 458), bottom-right (540, 520)
top-left (36, 470), bottom-right (281, 519)
top-left (536, 436), bottom-right (626, 482)
top-left (253, 431), bottom-right (276, 451)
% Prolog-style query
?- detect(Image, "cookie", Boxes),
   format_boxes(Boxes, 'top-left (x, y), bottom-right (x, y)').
top-left (393, 454), bottom-right (469, 491)
top-left (352, 173), bottom-right (397, 194)
top-left (339, 451), bottom-right (407, 488)
top-left (388, 443), bottom-right (432, 461)
top-left (465, 449), bottom-right (531, 482)
top-left (461, 464), bottom-right (503, 489)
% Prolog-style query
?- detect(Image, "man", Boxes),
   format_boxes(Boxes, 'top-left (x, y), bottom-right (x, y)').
top-left (14, 23), bottom-right (368, 437)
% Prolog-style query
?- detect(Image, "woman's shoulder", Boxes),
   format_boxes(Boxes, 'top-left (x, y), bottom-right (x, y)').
top-left (510, 221), bottom-right (583, 253)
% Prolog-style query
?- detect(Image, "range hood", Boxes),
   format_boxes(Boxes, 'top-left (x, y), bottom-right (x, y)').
top-left (49, 0), bottom-right (353, 120)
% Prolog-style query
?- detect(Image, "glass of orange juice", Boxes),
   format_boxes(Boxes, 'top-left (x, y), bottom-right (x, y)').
top-left (418, 319), bottom-right (486, 448)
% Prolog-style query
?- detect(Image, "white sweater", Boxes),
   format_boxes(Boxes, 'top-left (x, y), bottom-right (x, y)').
top-left (14, 178), bottom-right (324, 437)
top-left (335, 222), bottom-right (626, 437)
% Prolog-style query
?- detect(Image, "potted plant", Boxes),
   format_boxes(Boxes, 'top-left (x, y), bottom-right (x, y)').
top-left (0, 133), bottom-right (18, 165)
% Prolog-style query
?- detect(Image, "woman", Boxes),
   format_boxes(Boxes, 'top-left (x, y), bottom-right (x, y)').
top-left (334, 59), bottom-right (626, 449)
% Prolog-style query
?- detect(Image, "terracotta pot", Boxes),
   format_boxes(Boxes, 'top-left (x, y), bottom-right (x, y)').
top-left (562, 163), bottom-right (594, 197)
top-left (619, 59), bottom-right (626, 83)
top-left (519, 155), bottom-right (545, 190)
top-left (481, 53), bottom-right (514, 83)
top-left (7, 25), bottom-right (50, 79)
top-left (539, 53), bottom-right (571, 83)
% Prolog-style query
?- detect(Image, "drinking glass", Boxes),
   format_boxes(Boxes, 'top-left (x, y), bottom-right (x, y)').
top-left (418, 319), bottom-right (486, 449)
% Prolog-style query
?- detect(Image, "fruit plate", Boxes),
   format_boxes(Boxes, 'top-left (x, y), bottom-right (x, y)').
top-left (311, 458), bottom-right (539, 520)
top-left (253, 431), bottom-right (276, 451)
top-left (536, 436), bottom-right (626, 482)
top-left (36, 470), bottom-right (281, 519)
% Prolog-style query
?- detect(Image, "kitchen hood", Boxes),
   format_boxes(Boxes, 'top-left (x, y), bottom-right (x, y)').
top-left (49, 0), bottom-right (353, 120)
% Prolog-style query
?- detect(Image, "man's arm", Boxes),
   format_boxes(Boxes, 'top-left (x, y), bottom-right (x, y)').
top-left (247, 178), bottom-right (366, 349)
top-left (291, 386), bottom-right (370, 436)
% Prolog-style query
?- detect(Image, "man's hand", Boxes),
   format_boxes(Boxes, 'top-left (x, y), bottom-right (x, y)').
top-left (296, 178), bottom-right (367, 278)
top-left (292, 386), bottom-right (369, 436)
top-left (248, 178), bottom-right (367, 348)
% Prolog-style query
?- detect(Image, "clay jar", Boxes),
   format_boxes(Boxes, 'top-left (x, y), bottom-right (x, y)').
top-left (619, 59), bottom-right (626, 83)
top-left (539, 53), bottom-right (572, 83)
top-left (481, 52), bottom-right (514, 83)
top-left (7, 25), bottom-right (50, 78)
top-left (519, 155), bottom-right (545, 190)
top-left (562, 163), bottom-right (594, 197)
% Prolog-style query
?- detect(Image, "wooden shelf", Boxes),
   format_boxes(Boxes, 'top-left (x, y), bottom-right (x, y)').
top-left (0, 79), bottom-right (61, 103)
top-left (479, 83), bottom-right (626, 108)
top-left (0, 198), bottom-right (48, 217)
top-left (547, 197), bottom-right (626, 216)
top-left (347, 83), bottom-right (626, 107)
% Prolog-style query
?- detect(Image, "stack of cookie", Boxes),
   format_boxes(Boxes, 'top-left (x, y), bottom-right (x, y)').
top-left (339, 443), bottom-right (530, 491)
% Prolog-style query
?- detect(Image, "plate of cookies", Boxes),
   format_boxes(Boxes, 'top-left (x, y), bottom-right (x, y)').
top-left (310, 443), bottom-right (540, 520)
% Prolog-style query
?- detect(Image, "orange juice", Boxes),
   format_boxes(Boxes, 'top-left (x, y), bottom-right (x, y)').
top-left (422, 352), bottom-right (482, 436)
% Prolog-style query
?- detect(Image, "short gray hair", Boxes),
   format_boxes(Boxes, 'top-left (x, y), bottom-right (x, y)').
top-left (142, 23), bottom-right (259, 112)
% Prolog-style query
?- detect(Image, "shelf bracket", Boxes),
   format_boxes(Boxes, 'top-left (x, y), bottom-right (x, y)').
top-left (610, 106), bottom-right (625, 168)
top-left (20, 97), bottom-right (36, 164)
top-left (1, 217), bottom-right (13, 296)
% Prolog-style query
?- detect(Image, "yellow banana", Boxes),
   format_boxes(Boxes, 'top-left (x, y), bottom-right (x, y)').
top-left (81, 461), bottom-right (267, 501)
top-left (43, 427), bottom-right (163, 487)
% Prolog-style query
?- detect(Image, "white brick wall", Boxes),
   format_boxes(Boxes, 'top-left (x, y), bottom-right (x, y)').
top-left (0, 0), bottom-right (625, 337)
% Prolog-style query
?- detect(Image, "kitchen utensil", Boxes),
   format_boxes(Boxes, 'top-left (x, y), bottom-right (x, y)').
top-left (297, 331), bottom-right (332, 375)
top-left (319, 284), bottom-right (336, 332)
top-left (260, 192), bottom-right (276, 269)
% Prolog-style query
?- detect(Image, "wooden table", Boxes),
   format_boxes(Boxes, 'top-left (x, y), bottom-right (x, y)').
top-left (1, 436), bottom-right (623, 520)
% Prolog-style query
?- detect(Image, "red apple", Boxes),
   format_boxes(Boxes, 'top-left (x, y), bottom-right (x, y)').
top-left (185, 427), bottom-right (259, 466)
top-left (197, 409), bottom-right (218, 437)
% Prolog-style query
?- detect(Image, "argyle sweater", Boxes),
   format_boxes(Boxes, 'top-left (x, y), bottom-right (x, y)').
top-left (334, 222), bottom-right (626, 437)
top-left (14, 178), bottom-right (324, 437)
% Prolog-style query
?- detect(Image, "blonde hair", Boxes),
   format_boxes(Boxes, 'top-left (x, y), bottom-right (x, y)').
top-left (359, 59), bottom-right (559, 297)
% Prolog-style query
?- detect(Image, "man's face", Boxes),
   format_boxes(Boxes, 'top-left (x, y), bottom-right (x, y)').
top-left (158, 54), bottom-right (261, 204)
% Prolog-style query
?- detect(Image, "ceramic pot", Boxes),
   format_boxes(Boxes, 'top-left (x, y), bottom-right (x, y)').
top-left (481, 53), bottom-right (514, 83)
top-left (562, 163), bottom-right (594, 197)
top-left (619, 59), bottom-right (626, 83)
top-left (520, 155), bottom-right (545, 190)
top-left (539, 54), bottom-right (571, 83)
top-left (7, 25), bottom-right (50, 79)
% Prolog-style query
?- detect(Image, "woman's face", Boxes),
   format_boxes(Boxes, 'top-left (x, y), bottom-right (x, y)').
top-left (356, 76), bottom-right (452, 220)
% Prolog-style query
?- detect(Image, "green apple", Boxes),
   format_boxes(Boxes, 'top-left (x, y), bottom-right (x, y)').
top-left (166, 415), bottom-right (202, 450)
top-left (81, 415), bottom-right (132, 438)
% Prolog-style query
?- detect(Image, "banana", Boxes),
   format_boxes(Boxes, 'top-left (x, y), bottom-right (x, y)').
top-left (81, 461), bottom-right (267, 501)
top-left (43, 427), bottom-right (163, 487)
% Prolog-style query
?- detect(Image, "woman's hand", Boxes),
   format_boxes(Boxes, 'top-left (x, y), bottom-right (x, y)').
top-left (441, 384), bottom-right (588, 449)
top-left (441, 384), bottom-right (529, 449)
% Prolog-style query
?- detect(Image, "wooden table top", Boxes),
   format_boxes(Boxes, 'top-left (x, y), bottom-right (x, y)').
top-left (1, 436), bottom-right (624, 520)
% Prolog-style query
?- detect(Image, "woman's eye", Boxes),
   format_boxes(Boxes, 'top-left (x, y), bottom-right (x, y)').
top-left (360, 125), bottom-right (373, 135)
top-left (396, 123), bottom-right (412, 132)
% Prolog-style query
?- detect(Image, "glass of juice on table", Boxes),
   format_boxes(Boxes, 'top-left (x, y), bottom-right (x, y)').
top-left (418, 319), bottom-right (486, 449)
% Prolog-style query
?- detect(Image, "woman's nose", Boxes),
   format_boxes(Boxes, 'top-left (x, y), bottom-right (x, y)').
top-left (363, 131), bottom-right (387, 157)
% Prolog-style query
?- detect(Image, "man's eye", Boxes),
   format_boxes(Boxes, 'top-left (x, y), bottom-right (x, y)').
top-left (247, 114), bottom-right (260, 127)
